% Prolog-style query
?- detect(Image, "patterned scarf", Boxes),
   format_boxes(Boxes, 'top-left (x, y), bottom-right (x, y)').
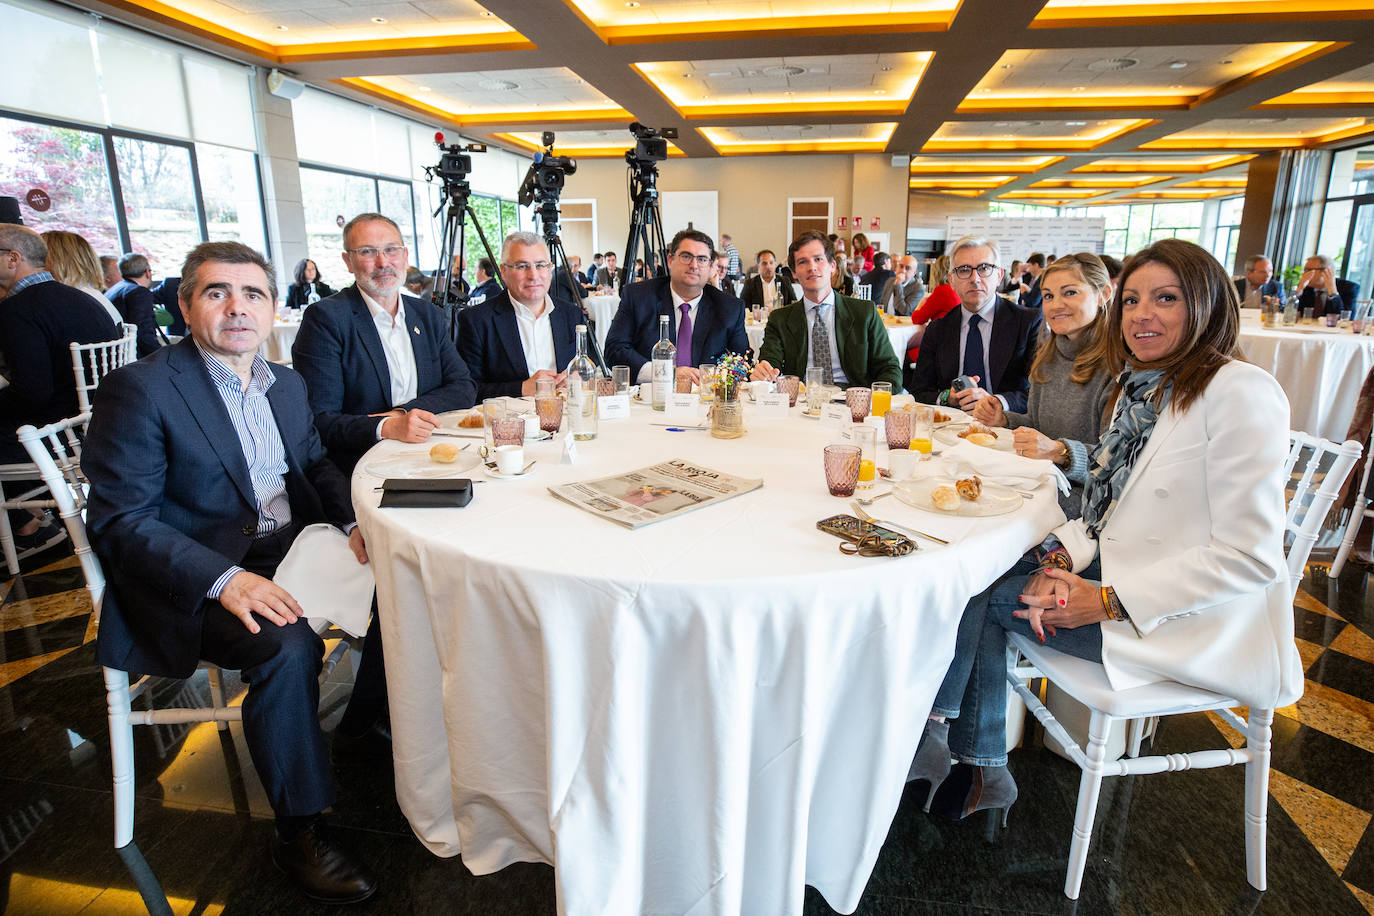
top-left (1080, 368), bottom-right (1172, 539)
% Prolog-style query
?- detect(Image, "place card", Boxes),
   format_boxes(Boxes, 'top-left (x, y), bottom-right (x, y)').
top-left (664, 393), bottom-right (700, 423)
top-left (754, 392), bottom-right (789, 418)
top-left (598, 394), bottom-right (630, 420)
top-left (820, 402), bottom-right (851, 430)
top-left (560, 431), bottom-right (578, 465)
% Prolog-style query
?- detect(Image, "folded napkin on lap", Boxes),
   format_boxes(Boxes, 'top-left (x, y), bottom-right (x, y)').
top-left (924, 441), bottom-right (1070, 494)
top-left (273, 523), bottom-right (375, 637)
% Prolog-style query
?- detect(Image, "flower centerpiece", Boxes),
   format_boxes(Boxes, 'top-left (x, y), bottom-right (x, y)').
top-left (710, 352), bottom-right (751, 439)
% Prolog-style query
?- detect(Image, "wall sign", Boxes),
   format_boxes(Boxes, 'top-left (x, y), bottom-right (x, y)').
top-left (25, 189), bottom-right (51, 212)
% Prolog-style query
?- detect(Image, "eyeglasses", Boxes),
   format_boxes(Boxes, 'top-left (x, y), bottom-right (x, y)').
top-left (345, 245), bottom-right (406, 261)
top-left (503, 261), bottom-right (553, 274)
top-left (950, 263), bottom-right (1000, 280)
top-left (674, 252), bottom-right (713, 267)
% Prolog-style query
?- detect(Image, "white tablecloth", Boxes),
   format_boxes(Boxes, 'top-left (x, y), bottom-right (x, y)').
top-left (352, 405), bottom-right (1063, 915)
top-left (745, 319), bottom-right (915, 364)
top-left (1239, 326), bottom-right (1374, 441)
top-left (259, 318), bottom-right (301, 365)
top-left (583, 294), bottom-right (620, 355)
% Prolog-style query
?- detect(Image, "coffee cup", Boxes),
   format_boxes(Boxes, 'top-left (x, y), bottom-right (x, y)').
top-left (494, 444), bottom-right (525, 475)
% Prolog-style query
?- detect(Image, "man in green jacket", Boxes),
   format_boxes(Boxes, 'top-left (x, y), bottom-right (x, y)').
top-left (750, 230), bottom-right (902, 391)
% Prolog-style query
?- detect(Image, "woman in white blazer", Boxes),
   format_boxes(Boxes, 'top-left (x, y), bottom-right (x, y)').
top-left (917, 238), bottom-right (1302, 823)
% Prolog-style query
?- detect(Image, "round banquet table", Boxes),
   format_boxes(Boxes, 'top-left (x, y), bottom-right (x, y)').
top-left (1238, 325), bottom-right (1374, 441)
top-left (352, 401), bottom-right (1065, 916)
top-left (582, 293), bottom-right (620, 354)
top-left (745, 317), bottom-right (915, 362)
top-left (258, 316), bottom-right (301, 365)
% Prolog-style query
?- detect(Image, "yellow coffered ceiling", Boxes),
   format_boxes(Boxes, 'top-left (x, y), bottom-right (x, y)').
top-left (71, 0), bottom-right (1374, 204)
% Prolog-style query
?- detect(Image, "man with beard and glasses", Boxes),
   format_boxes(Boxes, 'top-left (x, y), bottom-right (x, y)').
top-left (291, 213), bottom-right (475, 758)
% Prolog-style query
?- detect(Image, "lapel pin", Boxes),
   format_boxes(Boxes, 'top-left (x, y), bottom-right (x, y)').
top-left (413, 325), bottom-right (421, 335)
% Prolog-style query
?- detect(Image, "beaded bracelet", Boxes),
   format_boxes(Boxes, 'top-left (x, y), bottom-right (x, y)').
top-left (1099, 585), bottom-right (1144, 637)
top-left (1038, 547), bottom-right (1072, 572)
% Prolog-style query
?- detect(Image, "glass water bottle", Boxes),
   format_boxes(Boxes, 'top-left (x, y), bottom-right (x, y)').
top-left (566, 324), bottom-right (598, 440)
top-left (650, 314), bottom-right (675, 411)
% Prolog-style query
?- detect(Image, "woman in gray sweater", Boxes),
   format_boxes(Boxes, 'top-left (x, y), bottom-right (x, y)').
top-left (972, 252), bottom-right (1117, 516)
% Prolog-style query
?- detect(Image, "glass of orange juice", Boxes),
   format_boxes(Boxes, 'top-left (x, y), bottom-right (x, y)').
top-left (852, 425), bottom-right (877, 489)
top-left (870, 381), bottom-right (892, 417)
top-left (909, 404), bottom-right (934, 455)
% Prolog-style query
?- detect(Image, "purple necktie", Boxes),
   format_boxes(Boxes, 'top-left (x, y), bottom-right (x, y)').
top-left (676, 303), bottom-right (693, 368)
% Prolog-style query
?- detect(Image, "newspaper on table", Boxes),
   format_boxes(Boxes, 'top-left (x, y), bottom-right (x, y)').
top-left (548, 459), bottom-right (762, 529)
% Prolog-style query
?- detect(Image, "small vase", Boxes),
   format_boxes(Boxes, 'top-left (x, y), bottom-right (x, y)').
top-left (711, 383), bottom-right (746, 439)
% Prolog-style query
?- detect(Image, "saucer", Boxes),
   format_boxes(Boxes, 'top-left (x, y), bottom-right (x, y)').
top-left (485, 464), bottom-right (533, 480)
top-left (800, 408), bottom-right (822, 419)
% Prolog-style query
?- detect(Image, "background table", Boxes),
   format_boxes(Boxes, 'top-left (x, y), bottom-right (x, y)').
top-left (1239, 326), bottom-right (1374, 440)
top-left (258, 317), bottom-right (301, 365)
top-left (746, 317), bottom-right (914, 364)
top-left (353, 403), bottom-right (1063, 915)
top-left (582, 293), bottom-right (620, 355)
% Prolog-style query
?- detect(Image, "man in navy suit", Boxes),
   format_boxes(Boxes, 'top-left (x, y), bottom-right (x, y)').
top-left (1234, 254), bottom-right (1283, 308)
top-left (1296, 253), bottom-right (1361, 316)
top-left (291, 213), bottom-right (476, 753)
top-left (908, 236), bottom-right (1041, 413)
top-left (604, 229), bottom-right (749, 387)
top-left (457, 232), bottom-right (580, 400)
top-left (83, 241), bottom-right (377, 904)
top-left (105, 252), bottom-right (162, 357)
top-left (1018, 252), bottom-right (1046, 312)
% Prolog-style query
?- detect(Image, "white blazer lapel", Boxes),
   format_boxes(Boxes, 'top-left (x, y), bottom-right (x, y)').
top-left (1114, 402), bottom-right (1187, 506)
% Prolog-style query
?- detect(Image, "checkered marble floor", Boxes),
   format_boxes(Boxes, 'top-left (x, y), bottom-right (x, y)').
top-left (0, 545), bottom-right (1370, 914)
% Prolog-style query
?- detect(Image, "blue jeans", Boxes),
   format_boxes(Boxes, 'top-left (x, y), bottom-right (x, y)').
top-left (933, 555), bottom-right (1104, 766)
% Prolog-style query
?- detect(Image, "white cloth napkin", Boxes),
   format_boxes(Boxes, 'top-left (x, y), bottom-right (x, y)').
top-left (924, 441), bottom-right (1070, 494)
top-left (273, 523), bottom-right (375, 637)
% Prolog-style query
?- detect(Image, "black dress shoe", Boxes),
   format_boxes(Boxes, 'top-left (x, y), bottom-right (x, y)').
top-left (272, 820), bottom-right (378, 904)
top-left (332, 718), bottom-right (392, 764)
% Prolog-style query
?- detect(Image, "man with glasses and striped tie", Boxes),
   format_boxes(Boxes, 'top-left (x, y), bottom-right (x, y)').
top-left (604, 228), bottom-right (749, 389)
top-left (906, 235), bottom-right (1041, 412)
top-left (750, 230), bottom-right (902, 391)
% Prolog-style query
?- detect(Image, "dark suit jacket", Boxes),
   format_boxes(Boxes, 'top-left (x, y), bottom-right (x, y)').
top-left (106, 279), bottom-right (161, 357)
top-left (857, 268), bottom-right (893, 301)
top-left (604, 277), bottom-right (749, 378)
top-left (757, 294), bottom-right (902, 391)
top-left (740, 274), bottom-right (797, 310)
top-left (291, 284), bottom-right (477, 472)
top-left (84, 339), bottom-right (355, 678)
top-left (152, 277), bottom-right (184, 336)
top-left (878, 276), bottom-right (925, 317)
top-left (1233, 277), bottom-right (1282, 304)
top-left (907, 299), bottom-right (1042, 413)
top-left (595, 266), bottom-right (626, 289)
top-left (0, 279), bottom-right (119, 437)
top-left (1299, 278), bottom-right (1360, 315)
top-left (470, 277), bottom-right (502, 303)
top-left (457, 291), bottom-right (580, 400)
top-left (1019, 275), bottom-right (1043, 312)
top-left (286, 280), bottom-right (335, 311)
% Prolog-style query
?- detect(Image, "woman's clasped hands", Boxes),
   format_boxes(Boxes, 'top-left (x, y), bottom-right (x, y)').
top-left (1013, 568), bottom-right (1107, 641)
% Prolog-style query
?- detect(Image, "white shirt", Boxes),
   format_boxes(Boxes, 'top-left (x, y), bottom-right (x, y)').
top-left (804, 290), bottom-right (848, 386)
top-left (760, 275), bottom-right (779, 309)
top-left (360, 289), bottom-right (418, 408)
top-left (513, 294), bottom-right (558, 375)
top-left (636, 291), bottom-right (703, 384)
top-left (957, 298), bottom-right (1005, 409)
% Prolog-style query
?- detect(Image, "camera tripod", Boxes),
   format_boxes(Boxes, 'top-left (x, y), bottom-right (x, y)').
top-left (428, 146), bottom-right (502, 341)
top-left (623, 157), bottom-right (669, 282)
top-left (527, 171), bottom-right (611, 376)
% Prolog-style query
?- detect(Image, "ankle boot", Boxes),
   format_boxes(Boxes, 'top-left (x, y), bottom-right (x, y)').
top-left (931, 763), bottom-right (1018, 826)
top-left (906, 718), bottom-right (952, 813)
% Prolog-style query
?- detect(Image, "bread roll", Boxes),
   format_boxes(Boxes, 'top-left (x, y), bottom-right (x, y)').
top-left (931, 485), bottom-right (960, 512)
top-left (429, 442), bottom-right (460, 463)
top-left (457, 411), bottom-right (484, 429)
top-left (956, 476), bottom-right (982, 501)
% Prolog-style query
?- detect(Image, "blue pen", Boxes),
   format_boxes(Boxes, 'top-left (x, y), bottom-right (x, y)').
top-left (665, 426), bottom-right (708, 432)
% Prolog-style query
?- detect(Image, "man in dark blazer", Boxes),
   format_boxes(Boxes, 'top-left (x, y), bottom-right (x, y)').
top-left (457, 232), bottom-right (580, 400)
top-left (877, 255), bottom-right (926, 316)
top-left (740, 249), bottom-right (797, 312)
top-left (750, 231), bottom-right (902, 391)
top-left (908, 236), bottom-right (1041, 413)
top-left (1018, 252), bottom-right (1046, 312)
top-left (83, 241), bottom-right (376, 904)
top-left (1296, 254), bottom-right (1360, 316)
top-left (858, 251), bottom-right (894, 301)
top-left (1233, 254), bottom-right (1282, 308)
top-left (292, 213), bottom-right (477, 475)
top-left (105, 252), bottom-right (162, 357)
top-left (153, 275), bottom-right (184, 335)
top-left (594, 251), bottom-right (626, 291)
top-left (604, 229), bottom-right (749, 385)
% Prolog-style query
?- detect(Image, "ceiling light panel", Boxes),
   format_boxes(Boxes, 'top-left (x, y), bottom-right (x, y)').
top-left (1034, 0), bottom-right (1374, 27)
top-left (566, 0), bottom-right (961, 42)
top-left (1141, 116), bottom-right (1374, 148)
top-left (909, 155), bottom-right (1065, 172)
top-left (145, 0), bottom-right (518, 48)
top-left (700, 123), bottom-right (896, 154)
top-left (635, 53), bottom-right (932, 117)
top-left (496, 129), bottom-right (684, 156)
top-left (352, 68), bottom-right (626, 121)
top-left (1072, 154), bottom-right (1254, 171)
top-left (924, 119), bottom-right (1152, 150)
top-left (1259, 60), bottom-right (1374, 106)
top-left (962, 43), bottom-right (1323, 110)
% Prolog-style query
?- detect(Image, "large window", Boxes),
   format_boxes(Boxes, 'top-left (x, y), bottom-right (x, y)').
top-left (1070, 202), bottom-right (1205, 261)
top-left (988, 202), bottom-right (1058, 218)
top-left (1209, 197), bottom-right (1244, 270)
top-left (113, 135), bottom-right (203, 277)
top-left (0, 115), bottom-right (121, 255)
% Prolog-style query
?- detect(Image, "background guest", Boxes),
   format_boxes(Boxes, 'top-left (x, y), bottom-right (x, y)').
top-left (286, 258), bottom-right (334, 310)
top-left (42, 229), bottom-right (123, 326)
top-left (105, 252), bottom-right (162, 357)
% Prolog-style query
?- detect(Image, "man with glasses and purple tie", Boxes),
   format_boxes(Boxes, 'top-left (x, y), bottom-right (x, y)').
top-left (604, 228), bottom-right (749, 388)
top-left (906, 235), bottom-right (1041, 412)
top-left (291, 212), bottom-right (476, 759)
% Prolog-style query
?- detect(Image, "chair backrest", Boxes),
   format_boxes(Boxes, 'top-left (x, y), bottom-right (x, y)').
top-left (854, 283), bottom-right (872, 301)
top-left (17, 415), bottom-right (103, 612)
top-left (71, 325), bottom-right (138, 413)
top-left (1283, 430), bottom-right (1363, 594)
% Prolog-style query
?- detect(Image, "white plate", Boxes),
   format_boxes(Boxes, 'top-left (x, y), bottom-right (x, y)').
top-left (894, 476), bottom-right (1022, 517)
top-left (927, 405), bottom-right (970, 427)
top-left (934, 425), bottom-right (1015, 451)
top-left (359, 446), bottom-right (480, 478)
top-left (800, 408), bottom-right (822, 419)
top-left (484, 464), bottom-right (532, 480)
